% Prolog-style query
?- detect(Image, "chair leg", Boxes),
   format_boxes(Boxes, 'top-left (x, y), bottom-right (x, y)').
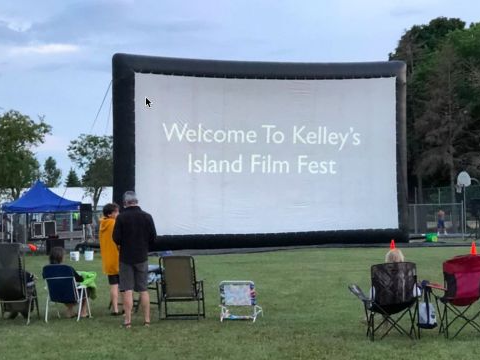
top-left (86, 294), bottom-right (92, 318)
top-left (444, 305), bottom-right (449, 338)
top-left (159, 297), bottom-right (163, 320)
top-left (370, 313), bottom-right (375, 341)
top-left (26, 298), bottom-right (32, 325)
top-left (156, 283), bottom-right (161, 319)
top-left (408, 308), bottom-right (417, 339)
top-left (45, 298), bottom-right (49, 323)
top-left (35, 296), bottom-right (40, 319)
top-left (201, 284), bottom-right (206, 318)
top-left (77, 288), bottom-right (84, 322)
top-left (197, 298), bottom-right (200, 320)
top-left (414, 299), bottom-right (420, 340)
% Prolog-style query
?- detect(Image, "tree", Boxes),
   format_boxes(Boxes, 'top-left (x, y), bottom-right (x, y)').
top-left (448, 23), bottom-right (480, 179)
top-left (0, 110), bottom-right (51, 199)
top-left (82, 157), bottom-right (113, 210)
top-left (41, 156), bottom-right (62, 187)
top-left (415, 43), bottom-right (471, 209)
top-left (65, 168), bottom-right (82, 187)
top-left (390, 17), bottom-right (466, 201)
top-left (68, 134), bottom-right (113, 210)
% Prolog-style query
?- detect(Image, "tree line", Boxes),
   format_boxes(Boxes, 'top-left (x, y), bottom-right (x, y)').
top-left (0, 110), bottom-right (112, 210)
top-left (390, 17), bottom-right (480, 203)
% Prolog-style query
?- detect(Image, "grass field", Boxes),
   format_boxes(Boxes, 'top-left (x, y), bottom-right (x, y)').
top-left (2, 246), bottom-right (480, 360)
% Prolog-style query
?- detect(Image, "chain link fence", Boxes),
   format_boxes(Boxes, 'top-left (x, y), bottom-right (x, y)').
top-left (408, 203), bottom-right (464, 235)
top-left (416, 185), bottom-right (480, 205)
top-left (1, 210), bottom-right (103, 243)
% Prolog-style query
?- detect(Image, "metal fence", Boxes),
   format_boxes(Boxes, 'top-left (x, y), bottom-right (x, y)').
top-left (1, 210), bottom-right (103, 243)
top-left (415, 185), bottom-right (480, 205)
top-left (408, 203), bottom-right (464, 235)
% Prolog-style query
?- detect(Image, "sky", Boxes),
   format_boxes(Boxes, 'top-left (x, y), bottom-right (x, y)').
top-left (0, 0), bottom-right (479, 180)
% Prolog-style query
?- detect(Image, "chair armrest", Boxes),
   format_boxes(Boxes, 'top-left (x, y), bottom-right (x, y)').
top-left (348, 284), bottom-right (371, 304)
top-left (426, 283), bottom-right (446, 291)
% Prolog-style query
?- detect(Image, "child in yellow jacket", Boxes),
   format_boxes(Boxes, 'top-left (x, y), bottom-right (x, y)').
top-left (99, 203), bottom-right (121, 315)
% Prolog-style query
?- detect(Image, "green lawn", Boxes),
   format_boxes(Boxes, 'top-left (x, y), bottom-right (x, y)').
top-left (2, 246), bottom-right (480, 360)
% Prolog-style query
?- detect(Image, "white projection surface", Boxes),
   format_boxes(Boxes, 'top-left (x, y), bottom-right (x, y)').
top-left (134, 73), bottom-right (398, 235)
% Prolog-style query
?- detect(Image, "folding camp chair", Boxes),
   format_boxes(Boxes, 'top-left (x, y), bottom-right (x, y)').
top-left (42, 264), bottom-right (91, 322)
top-left (349, 262), bottom-right (419, 341)
top-left (0, 243), bottom-right (40, 325)
top-left (219, 281), bottom-right (263, 322)
top-left (159, 256), bottom-right (205, 319)
top-left (431, 255), bottom-right (480, 339)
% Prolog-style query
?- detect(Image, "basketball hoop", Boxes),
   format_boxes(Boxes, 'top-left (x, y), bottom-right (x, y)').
top-left (458, 171), bottom-right (472, 187)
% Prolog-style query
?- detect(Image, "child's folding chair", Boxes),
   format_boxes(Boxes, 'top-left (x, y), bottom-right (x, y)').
top-left (219, 281), bottom-right (263, 322)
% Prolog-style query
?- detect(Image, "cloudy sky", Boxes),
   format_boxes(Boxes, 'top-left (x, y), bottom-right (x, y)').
top-left (0, 0), bottom-right (479, 179)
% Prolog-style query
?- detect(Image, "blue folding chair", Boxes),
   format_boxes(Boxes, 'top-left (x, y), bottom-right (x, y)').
top-left (42, 264), bottom-right (91, 322)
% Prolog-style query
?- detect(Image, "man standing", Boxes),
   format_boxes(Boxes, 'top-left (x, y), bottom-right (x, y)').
top-left (113, 191), bottom-right (157, 328)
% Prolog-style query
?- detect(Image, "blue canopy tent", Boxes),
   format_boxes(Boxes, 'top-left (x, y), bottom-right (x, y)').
top-left (2, 181), bottom-right (80, 213)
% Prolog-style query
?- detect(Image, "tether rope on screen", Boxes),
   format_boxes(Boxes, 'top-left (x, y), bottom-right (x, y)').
top-left (89, 80), bottom-right (112, 134)
top-left (104, 99), bottom-right (112, 135)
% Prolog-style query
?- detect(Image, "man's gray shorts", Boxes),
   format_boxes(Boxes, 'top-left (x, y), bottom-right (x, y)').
top-left (119, 261), bottom-right (148, 292)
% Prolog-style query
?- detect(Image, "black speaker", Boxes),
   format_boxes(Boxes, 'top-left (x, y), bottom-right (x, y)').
top-left (44, 221), bottom-right (57, 237)
top-left (31, 222), bottom-right (44, 238)
top-left (80, 203), bottom-right (93, 224)
top-left (469, 199), bottom-right (480, 218)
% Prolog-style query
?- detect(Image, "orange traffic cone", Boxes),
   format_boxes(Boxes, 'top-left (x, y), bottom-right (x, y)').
top-left (471, 241), bottom-right (477, 255)
top-left (390, 239), bottom-right (396, 250)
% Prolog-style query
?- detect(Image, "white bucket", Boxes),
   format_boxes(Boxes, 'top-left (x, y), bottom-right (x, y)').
top-left (84, 250), bottom-right (94, 261)
top-left (70, 251), bottom-right (80, 261)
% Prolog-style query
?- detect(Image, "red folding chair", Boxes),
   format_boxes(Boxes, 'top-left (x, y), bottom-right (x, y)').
top-left (432, 255), bottom-right (480, 338)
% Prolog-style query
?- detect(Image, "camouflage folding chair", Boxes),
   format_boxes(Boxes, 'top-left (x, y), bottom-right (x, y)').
top-left (219, 281), bottom-right (263, 322)
top-left (349, 262), bottom-right (419, 341)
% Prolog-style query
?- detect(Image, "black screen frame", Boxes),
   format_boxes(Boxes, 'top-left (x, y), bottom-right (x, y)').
top-left (112, 53), bottom-right (407, 250)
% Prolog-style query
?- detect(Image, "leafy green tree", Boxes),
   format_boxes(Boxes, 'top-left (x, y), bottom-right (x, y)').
top-left (0, 110), bottom-right (51, 199)
top-left (41, 156), bottom-right (62, 187)
top-left (65, 168), bottom-right (82, 187)
top-left (449, 25), bottom-right (480, 195)
top-left (390, 17), bottom-right (467, 201)
top-left (414, 43), bottom-right (470, 219)
top-left (68, 134), bottom-right (113, 210)
top-left (82, 157), bottom-right (113, 210)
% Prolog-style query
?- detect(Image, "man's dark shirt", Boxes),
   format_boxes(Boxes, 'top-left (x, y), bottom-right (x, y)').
top-left (113, 206), bottom-right (157, 264)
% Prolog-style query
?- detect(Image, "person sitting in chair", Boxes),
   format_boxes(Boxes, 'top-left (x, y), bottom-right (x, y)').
top-left (370, 248), bottom-right (421, 299)
top-left (48, 247), bottom-right (88, 318)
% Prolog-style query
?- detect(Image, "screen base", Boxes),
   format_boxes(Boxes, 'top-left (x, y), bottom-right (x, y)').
top-left (151, 229), bottom-right (408, 251)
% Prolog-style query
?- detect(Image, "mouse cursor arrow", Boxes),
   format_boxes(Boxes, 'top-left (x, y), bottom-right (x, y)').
top-left (145, 97), bottom-right (152, 108)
